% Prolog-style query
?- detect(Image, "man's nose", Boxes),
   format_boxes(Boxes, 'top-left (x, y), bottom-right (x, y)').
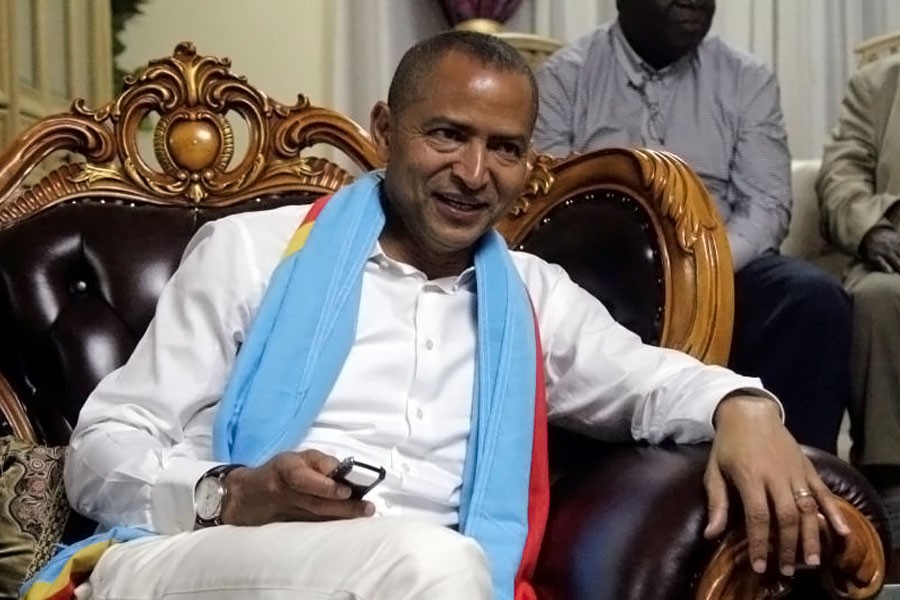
top-left (452, 143), bottom-right (489, 190)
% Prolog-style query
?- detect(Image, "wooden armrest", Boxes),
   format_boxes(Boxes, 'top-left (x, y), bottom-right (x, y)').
top-left (0, 370), bottom-right (36, 442)
top-left (696, 498), bottom-right (885, 599)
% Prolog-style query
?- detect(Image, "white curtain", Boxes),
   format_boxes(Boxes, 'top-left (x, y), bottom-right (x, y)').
top-left (707, 0), bottom-right (900, 158)
top-left (331, 0), bottom-right (900, 159)
top-left (331, 0), bottom-right (447, 127)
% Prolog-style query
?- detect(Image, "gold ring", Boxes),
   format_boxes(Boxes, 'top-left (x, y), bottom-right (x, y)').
top-left (793, 488), bottom-right (813, 501)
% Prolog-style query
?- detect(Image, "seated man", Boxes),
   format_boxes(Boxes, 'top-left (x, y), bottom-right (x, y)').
top-left (817, 51), bottom-right (900, 542)
top-left (533, 0), bottom-right (851, 453)
top-left (46, 31), bottom-right (847, 600)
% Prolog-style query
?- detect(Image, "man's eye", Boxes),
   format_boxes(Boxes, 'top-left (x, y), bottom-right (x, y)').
top-left (495, 142), bottom-right (523, 159)
top-left (431, 128), bottom-right (462, 142)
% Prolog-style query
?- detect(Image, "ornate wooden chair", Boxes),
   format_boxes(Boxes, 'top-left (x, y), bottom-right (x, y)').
top-left (0, 43), bottom-right (889, 600)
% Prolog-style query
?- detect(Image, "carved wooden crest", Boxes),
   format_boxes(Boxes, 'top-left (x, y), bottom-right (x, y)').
top-left (0, 42), bottom-right (382, 230)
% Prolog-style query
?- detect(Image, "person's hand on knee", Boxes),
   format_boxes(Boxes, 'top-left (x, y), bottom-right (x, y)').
top-left (221, 449), bottom-right (376, 526)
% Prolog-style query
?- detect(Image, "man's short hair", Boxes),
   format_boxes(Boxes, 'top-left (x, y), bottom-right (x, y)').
top-left (387, 30), bottom-right (538, 127)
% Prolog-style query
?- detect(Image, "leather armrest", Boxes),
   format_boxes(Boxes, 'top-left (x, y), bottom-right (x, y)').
top-left (535, 440), bottom-right (889, 600)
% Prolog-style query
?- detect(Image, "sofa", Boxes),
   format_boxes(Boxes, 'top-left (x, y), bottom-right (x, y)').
top-left (0, 43), bottom-right (890, 600)
top-left (783, 159), bottom-right (856, 461)
top-left (782, 159), bottom-right (851, 277)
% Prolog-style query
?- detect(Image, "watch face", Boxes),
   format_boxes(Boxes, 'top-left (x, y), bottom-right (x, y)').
top-left (194, 476), bottom-right (224, 521)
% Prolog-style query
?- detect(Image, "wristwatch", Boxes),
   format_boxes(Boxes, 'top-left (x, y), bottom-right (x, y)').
top-left (193, 464), bottom-right (243, 528)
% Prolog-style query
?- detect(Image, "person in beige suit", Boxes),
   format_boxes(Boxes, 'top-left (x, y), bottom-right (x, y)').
top-left (817, 52), bottom-right (900, 537)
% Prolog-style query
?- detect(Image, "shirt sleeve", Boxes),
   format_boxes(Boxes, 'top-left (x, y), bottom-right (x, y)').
top-left (63, 217), bottom-right (266, 534)
top-left (817, 66), bottom-right (900, 255)
top-left (534, 262), bottom-right (777, 443)
top-left (722, 67), bottom-right (792, 271)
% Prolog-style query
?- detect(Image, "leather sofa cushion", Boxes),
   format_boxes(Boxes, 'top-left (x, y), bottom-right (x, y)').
top-left (0, 193), bottom-right (320, 445)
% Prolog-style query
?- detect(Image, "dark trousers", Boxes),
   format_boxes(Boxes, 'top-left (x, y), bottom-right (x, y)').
top-left (729, 253), bottom-right (851, 453)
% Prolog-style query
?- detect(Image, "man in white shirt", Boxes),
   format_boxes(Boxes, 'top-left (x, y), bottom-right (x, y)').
top-left (62, 31), bottom-right (848, 600)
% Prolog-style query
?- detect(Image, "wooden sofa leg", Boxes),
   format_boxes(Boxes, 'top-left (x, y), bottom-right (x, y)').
top-left (0, 371), bottom-right (36, 442)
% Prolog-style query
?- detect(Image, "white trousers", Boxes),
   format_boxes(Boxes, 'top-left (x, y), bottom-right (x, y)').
top-left (81, 517), bottom-right (493, 599)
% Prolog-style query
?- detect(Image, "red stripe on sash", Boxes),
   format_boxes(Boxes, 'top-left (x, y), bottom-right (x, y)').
top-left (513, 311), bottom-right (550, 599)
top-left (302, 194), bottom-right (332, 225)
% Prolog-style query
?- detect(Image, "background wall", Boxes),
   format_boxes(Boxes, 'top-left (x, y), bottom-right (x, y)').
top-left (117, 0), bottom-right (900, 160)
top-left (119, 0), bottom-right (334, 109)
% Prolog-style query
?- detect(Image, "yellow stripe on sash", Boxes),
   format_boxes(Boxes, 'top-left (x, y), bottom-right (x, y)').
top-left (283, 221), bottom-right (315, 258)
top-left (23, 539), bottom-right (115, 600)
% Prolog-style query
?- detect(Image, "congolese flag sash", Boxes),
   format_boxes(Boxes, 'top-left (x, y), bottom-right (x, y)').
top-left (23, 171), bottom-right (549, 600)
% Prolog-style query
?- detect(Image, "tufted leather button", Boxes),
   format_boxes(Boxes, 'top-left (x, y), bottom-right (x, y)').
top-left (70, 280), bottom-right (89, 295)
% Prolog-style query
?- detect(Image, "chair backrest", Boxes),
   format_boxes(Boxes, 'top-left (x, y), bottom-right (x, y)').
top-left (0, 42), bottom-right (381, 445)
top-left (0, 43), bottom-right (733, 447)
top-left (497, 149), bottom-right (733, 364)
top-left (781, 159), bottom-right (851, 278)
top-left (855, 31), bottom-right (900, 66)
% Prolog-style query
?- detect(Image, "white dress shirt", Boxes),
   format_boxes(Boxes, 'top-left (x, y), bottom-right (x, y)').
top-left (64, 204), bottom-right (769, 534)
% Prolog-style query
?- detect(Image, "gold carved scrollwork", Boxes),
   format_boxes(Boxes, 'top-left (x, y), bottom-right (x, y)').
top-left (509, 153), bottom-right (557, 217)
top-left (0, 42), bottom-right (381, 229)
top-left (104, 42), bottom-right (273, 203)
top-left (634, 148), bottom-right (720, 253)
top-left (265, 156), bottom-right (355, 192)
top-left (70, 163), bottom-right (125, 186)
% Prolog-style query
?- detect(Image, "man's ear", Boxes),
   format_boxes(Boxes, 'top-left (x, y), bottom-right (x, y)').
top-left (370, 101), bottom-right (392, 164)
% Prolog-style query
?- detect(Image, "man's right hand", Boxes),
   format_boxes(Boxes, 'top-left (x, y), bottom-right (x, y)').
top-left (220, 449), bottom-right (375, 526)
top-left (861, 226), bottom-right (900, 273)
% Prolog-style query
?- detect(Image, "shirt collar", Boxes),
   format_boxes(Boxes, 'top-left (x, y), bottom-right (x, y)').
top-left (369, 241), bottom-right (476, 291)
top-left (610, 20), bottom-right (697, 87)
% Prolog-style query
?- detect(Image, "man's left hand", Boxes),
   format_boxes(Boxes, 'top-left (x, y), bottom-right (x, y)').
top-left (702, 395), bottom-right (851, 576)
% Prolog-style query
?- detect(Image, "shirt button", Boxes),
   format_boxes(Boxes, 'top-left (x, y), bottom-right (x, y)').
top-left (425, 339), bottom-right (434, 350)
top-left (402, 463), bottom-right (410, 473)
top-left (416, 408), bottom-right (424, 420)
top-left (384, 499), bottom-right (392, 508)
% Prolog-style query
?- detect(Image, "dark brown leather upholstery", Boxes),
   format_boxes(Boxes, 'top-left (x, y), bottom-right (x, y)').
top-left (0, 44), bottom-right (889, 600)
top-left (535, 440), bottom-right (891, 600)
top-left (517, 188), bottom-right (664, 345)
top-left (0, 196), bottom-right (317, 445)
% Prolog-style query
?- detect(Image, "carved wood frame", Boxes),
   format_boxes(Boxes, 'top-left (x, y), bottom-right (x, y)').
top-left (0, 41), bottom-right (382, 233)
top-left (695, 498), bottom-right (885, 599)
top-left (497, 147), bottom-right (735, 366)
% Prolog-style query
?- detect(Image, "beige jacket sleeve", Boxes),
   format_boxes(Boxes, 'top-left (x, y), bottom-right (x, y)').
top-left (817, 57), bottom-right (900, 256)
